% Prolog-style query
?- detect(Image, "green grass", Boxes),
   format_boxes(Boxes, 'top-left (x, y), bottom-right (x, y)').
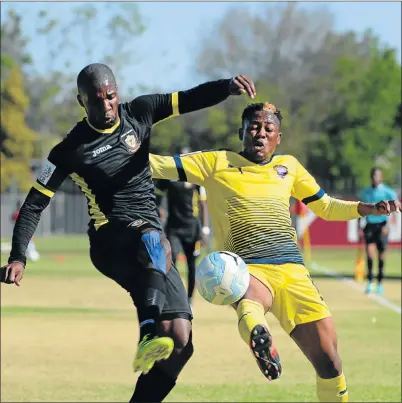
top-left (310, 247), bottom-right (401, 278)
top-left (1, 235), bottom-right (401, 402)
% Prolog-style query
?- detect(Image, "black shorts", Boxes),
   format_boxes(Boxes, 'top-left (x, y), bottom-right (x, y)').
top-left (166, 224), bottom-right (201, 261)
top-left (363, 222), bottom-right (388, 252)
top-left (88, 222), bottom-right (192, 320)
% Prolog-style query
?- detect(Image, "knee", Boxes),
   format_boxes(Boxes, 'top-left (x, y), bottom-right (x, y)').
top-left (172, 328), bottom-right (193, 356)
top-left (367, 247), bottom-right (375, 259)
top-left (314, 350), bottom-right (342, 379)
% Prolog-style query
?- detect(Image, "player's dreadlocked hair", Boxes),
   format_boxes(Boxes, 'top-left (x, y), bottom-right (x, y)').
top-left (241, 102), bottom-right (283, 125)
top-left (77, 63), bottom-right (117, 94)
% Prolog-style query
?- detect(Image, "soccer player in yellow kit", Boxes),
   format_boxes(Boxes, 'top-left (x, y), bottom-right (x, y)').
top-left (149, 103), bottom-right (401, 402)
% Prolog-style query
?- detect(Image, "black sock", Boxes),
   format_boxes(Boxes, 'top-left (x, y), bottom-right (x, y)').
top-left (186, 256), bottom-right (196, 300)
top-left (367, 257), bottom-right (373, 281)
top-left (130, 366), bottom-right (177, 403)
top-left (136, 269), bottom-right (167, 340)
top-left (378, 258), bottom-right (384, 283)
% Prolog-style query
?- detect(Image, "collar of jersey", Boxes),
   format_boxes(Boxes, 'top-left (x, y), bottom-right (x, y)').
top-left (238, 152), bottom-right (281, 166)
top-left (86, 117), bottom-right (121, 134)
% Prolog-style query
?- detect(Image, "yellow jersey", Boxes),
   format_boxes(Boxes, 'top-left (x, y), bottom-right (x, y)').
top-left (150, 151), bottom-right (361, 265)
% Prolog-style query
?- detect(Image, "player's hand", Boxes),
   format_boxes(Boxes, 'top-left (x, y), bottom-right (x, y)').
top-left (358, 228), bottom-right (364, 241)
top-left (381, 225), bottom-right (389, 237)
top-left (0, 262), bottom-right (25, 286)
top-left (373, 200), bottom-right (401, 216)
top-left (229, 75), bottom-right (256, 99)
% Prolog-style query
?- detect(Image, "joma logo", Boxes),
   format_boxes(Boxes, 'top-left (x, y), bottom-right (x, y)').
top-left (93, 145), bottom-right (112, 157)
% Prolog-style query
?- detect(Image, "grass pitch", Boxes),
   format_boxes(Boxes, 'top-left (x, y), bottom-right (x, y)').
top-left (1, 236), bottom-right (401, 402)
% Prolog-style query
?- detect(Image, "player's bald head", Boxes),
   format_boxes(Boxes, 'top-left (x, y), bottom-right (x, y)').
top-left (76, 63), bottom-right (120, 130)
top-left (77, 63), bottom-right (117, 95)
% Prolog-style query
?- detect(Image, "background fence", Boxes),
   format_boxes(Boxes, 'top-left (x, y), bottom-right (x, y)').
top-left (1, 190), bottom-right (88, 237)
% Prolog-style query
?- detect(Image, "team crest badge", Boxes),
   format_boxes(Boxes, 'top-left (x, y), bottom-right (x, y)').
top-left (273, 165), bottom-right (288, 179)
top-left (121, 131), bottom-right (141, 154)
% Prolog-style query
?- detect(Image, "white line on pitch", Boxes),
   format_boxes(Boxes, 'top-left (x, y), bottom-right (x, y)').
top-left (310, 262), bottom-right (401, 315)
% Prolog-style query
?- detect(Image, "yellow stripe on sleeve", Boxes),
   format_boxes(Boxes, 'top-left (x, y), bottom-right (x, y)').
top-left (152, 92), bottom-right (180, 126)
top-left (172, 92), bottom-right (179, 116)
top-left (33, 182), bottom-right (55, 198)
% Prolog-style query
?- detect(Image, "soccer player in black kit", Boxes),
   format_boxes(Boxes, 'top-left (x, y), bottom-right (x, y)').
top-left (1, 63), bottom-right (256, 402)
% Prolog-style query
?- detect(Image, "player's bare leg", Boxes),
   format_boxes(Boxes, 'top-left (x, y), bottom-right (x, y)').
top-left (133, 236), bottom-right (176, 375)
top-left (131, 318), bottom-right (193, 402)
top-left (232, 275), bottom-right (282, 381)
top-left (290, 317), bottom-right (348, 402)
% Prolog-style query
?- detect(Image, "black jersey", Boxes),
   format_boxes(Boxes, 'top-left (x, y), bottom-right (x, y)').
top-left (36, 101), bottom-right (163, 231)
top-left (155, 180), bottom-right (207, 230)
top-left (8, 79), bottom-right (232, 265)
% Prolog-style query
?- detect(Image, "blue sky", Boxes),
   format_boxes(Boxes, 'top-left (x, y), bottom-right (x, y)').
top-left (2, 2), bottom-right (401, 92)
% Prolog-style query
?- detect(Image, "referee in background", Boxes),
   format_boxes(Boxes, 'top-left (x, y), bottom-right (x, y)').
top-left (358, 167), bottom-right (398, 295)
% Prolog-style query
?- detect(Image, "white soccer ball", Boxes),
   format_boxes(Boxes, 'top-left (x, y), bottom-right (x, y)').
top-left (195, 251), bottom-right (250, 305)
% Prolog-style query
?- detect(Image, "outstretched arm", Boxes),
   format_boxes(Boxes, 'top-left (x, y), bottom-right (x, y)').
top-left (150, 151), bottom-right (218, 186)
top-left (292, 160), bottom-right (401, 221)
top-left (127, 75), bottom-right (256, 126)
top-left (2, 148), bottom-right (69, 286)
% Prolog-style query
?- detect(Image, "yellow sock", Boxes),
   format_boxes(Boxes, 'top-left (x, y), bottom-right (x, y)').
top-left (236, 299), bottom-right (267, 345)
top-left (317, 372), bottom-right (348, 402)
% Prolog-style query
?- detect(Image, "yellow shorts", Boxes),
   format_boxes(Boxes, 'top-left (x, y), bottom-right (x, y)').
top-left (248, 263), bottom-right (331, 335)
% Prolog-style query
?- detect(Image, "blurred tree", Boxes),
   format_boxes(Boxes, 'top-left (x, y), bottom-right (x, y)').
top-left (0, 10), bottom-right (32, 66)
top-left (311, 47), bottom-right (401, 188)
top-left (1, 4), bottom-right (146, 192)
top-left (190, 4), bottom-right (342, 162)
top-left (395, 103), bottom-right (402, 128)
top-left (1, 4), bottom-right (146, 145)
top-left (0, 55), bottom-right (37, 191)
top-left (196, 4), bottom-right (334, 85)
top-left (150, 118), bottom-right (186, 155)
top-left (188, 3), bottom-right (400, 193)
top-left (33, 3), bottom-right (145, 88)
